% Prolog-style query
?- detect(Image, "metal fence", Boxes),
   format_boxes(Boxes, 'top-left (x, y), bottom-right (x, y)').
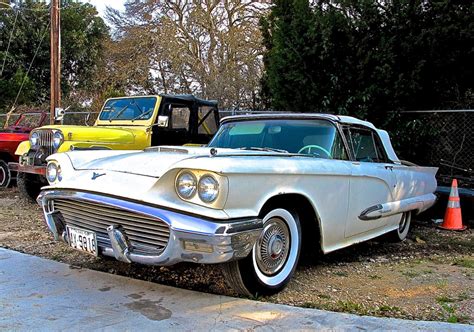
top-left (0, 111), bottom-right (99, 128)
top-left (401, 110), bottom-right (473, 188)
top-left (3, 108), bottom-right (472, 187)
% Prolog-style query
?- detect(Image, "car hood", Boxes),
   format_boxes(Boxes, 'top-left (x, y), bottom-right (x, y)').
top-left (65, 146), bottom-right (280, 178)
top-left (37, 125), bottom-right (140, 144)
top-left (0, 131), bottom-right (29, 142)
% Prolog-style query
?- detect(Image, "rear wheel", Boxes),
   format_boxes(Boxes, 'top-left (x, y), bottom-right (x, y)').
top-left (0, 160), bottom-right (11, 188)
top-left (17, 172), bottom-right (46, 202)
top-left (384, 211), bottom-right (412, 242)
top-left (222, 208), bottom-right (302, 296)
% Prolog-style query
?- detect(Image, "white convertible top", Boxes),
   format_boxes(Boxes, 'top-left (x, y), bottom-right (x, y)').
top-left (221, 113), bottom-right (401, 163)
top-left (337, 116), bottom-right (400, 163)
top-left (337, 115), bottom-right (376, 129)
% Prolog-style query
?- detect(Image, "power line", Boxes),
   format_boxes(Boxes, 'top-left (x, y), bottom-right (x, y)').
top-left (0, 7), bottom-right (19, 78)
top-left (10, 20), bottom-right (51, 112)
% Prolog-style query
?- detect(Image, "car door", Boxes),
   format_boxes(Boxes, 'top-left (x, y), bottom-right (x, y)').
top-left (343, 127), bottom-right (398, 238)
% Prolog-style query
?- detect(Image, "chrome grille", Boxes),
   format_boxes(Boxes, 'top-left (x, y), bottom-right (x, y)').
top-left (53, 199), bottom-right (170, 255)
top-left (36, 130), bottom-right (54, 155)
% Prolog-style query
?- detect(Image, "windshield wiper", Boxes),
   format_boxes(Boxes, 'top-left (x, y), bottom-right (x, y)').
top-left (239, 147), bottom-right (289, 153)
top-left (109, 98), bottom-right (143, 122)
top-left (131, 109), bottom-right (153, 122)
top-left (109, 104), bottom-right (131, 122)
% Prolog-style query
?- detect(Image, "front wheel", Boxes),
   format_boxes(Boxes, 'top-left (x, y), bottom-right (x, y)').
top-left (17, 172), bottom-right (46, 203)
top-left (222, 208), bottom-right (302, 296)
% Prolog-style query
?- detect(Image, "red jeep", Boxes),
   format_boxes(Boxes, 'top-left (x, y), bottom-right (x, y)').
top-left (0, 111), bottom-right (48, 187)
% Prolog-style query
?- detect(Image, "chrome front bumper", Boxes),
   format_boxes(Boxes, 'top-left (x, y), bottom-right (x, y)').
top-left (37, 190), bottom-right (262, 266)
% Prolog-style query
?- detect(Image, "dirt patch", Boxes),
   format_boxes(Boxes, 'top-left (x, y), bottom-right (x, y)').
top-left (0, 187), bottom-right (472, 324)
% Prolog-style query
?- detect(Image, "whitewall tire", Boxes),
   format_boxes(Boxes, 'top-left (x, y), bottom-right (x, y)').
top-left (385, 211), bottom-right (412, 242)
top-left (222, 208), bottom-right (302, 296)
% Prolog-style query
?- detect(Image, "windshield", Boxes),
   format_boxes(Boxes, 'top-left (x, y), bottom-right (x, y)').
top-left (14, 113), bottom-right (43, 127)
top-left (208, 119), bottom-right (348, 159)
top-left (99, 97), bottom-right (157, 121)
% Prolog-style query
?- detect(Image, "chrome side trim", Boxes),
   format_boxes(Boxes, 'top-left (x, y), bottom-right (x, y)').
top-left (358, 193), bottom-right (437, 220)
top-left (37, 190), bottom-right (263, 266)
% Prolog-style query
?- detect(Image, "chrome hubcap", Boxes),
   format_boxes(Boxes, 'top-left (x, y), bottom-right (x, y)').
top-left (256, 217), bottom-right (290, 276)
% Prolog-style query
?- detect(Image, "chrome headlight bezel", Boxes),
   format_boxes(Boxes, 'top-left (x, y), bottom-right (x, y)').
top-left (175, 171), bottom-right (198, 200)
top-left (46, 162), bottom-right (60, 184)
top-left (198, 174), bottom-right (219, 203)
top-left (175, 170), bottom-right (225, 207)
top-left (30, 131), bottom-right (40, 148)
top-left (52, 131), bottom-right (64, 150)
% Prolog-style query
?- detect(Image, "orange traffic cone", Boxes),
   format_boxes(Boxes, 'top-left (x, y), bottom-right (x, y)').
top-left (439, 179), bottom-right (466, 231)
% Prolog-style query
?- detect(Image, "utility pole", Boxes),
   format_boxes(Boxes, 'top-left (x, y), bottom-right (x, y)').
top-left (50, 0), bottom-right (61, 125)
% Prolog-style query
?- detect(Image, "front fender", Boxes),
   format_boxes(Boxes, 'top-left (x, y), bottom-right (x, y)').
top-left (15, 140), bottom-right (31, 156)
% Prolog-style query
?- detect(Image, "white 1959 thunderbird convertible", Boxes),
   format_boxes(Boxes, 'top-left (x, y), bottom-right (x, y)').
top-left (38, 114), bottom-right (437, 296)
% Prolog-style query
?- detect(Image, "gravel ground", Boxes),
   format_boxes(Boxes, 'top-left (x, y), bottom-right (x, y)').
top-left (0, 187), bottom-right (472, 324)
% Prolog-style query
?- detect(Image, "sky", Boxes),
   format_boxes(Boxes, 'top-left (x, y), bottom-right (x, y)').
top-left (83, 0), bottom-right (125, 18)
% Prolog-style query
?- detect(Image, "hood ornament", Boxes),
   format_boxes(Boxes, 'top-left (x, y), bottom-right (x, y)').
top-left (91, 172), bottom-right (106, 180)
top-left (210, 148), bottom-right (218, 157)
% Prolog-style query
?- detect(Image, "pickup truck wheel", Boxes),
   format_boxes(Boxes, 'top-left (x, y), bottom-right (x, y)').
top-left (222, 208), bottom-right (301, 297)
top-left (17, 173), bottom-right (45, 202)
top-left (0, 160), bottom-right (11, 188)
top-left (384, 211), bottom-right (412, 242)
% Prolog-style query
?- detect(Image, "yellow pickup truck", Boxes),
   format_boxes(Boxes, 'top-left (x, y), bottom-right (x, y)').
top-left (10, 94), bottom-right (219, 201)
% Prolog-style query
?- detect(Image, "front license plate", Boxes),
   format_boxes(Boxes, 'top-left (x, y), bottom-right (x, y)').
top-left (66, 226), bottom-right (98, 256)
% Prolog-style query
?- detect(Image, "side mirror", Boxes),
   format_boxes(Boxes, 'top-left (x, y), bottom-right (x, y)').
top-left (157, 115), bottom-right (169, 127)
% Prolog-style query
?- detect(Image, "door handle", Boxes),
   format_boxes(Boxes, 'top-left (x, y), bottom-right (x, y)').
top-left (384, 165), bottom-right (394, 171)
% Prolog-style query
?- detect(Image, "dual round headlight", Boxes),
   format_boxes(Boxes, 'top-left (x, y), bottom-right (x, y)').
top-left (53, 131), bottom-right (64, 150)
top-left (30, 130), bottom-right (64, 150)
top-left (176, 172), bottom-right (197, 199)
top-left (176, 172), bottom-right (219, 203)
top-left (46, 162), bottom-right (61, 183)
top-left (30, 132), bottom-right (40, 147)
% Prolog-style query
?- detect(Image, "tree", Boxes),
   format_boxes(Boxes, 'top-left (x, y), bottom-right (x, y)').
top-left (102, 0), bottom-right (266, 109)
top-left (261, 0), bottom-right (474, 122)
top-left (0, 0), bottom-right (109, 113)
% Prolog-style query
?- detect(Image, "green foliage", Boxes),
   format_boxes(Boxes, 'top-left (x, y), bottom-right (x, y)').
top-left (0, 0), bottom-right (109, 113)
top-left (261, 0), bottom-right (474, 127)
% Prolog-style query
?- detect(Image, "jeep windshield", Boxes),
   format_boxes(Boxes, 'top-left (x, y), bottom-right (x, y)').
top-left (99, 97), bottom-right (157, 121)
top-left (208, 119), bottom-right (348, 160)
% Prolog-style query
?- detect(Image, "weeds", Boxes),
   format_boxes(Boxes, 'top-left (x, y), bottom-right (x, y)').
top-left (436, 279), bottom-right (448, 289)
top-left (437, 295), bottom-right (470, 323)
top-left (436, 295), bottom-right (456, 304)
top-left (368, 274), bottom-right (382, 280)
top-left (454, 258), bottom-right (474, 269)
top-left (318, 294), bottom-right (331, 300)
top-left (401, 270), bottom-right (420, 279)
top-left (334, 271), bottom-right (348, 277)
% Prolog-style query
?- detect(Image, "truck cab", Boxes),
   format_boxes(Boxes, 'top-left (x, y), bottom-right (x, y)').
top-left (10, 94), bottom-right (219, 201)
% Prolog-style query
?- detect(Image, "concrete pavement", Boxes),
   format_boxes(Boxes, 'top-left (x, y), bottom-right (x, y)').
top-left (0, 248), bottom-right (471, 331)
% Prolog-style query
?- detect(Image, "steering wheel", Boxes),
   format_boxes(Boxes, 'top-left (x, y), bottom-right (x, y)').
top-left (298, 145), bottom-right (331, 158)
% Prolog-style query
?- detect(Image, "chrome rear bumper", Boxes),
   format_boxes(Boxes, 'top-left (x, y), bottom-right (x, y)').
top-left (37, 190), bottom-right (262, 266)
